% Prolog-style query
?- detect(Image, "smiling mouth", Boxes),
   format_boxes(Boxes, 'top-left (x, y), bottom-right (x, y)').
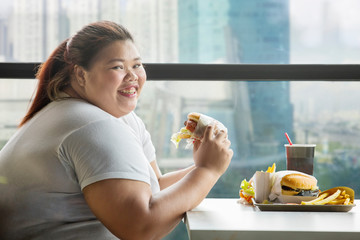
top-left (119, 87), bottom-right (137, 97)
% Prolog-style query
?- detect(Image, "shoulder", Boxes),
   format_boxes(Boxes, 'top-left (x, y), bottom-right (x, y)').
top-left (41, 99), bottom-right (115, 128)
top-left (120, 111), bottom-right (147, 134)
top-left (55, 99), bottom-right (110, 119)
top-left (59, 118), bottom-right (143, 164)
top-left (120, 111), bottom-right (143, 126)
top-left (66, 118), bottom-right (136, 143)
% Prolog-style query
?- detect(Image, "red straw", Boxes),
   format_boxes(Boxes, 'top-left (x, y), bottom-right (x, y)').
top-left (285, 132), bottom-right (293, 145)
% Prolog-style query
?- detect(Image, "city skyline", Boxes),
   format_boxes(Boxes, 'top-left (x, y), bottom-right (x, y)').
top-left (1, 0), bottom-right (360, 64)
top-left (1, 0), bottom-right (360, 155)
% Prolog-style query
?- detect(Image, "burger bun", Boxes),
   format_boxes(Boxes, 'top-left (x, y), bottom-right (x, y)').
top-left (281, 173), bottom-right (317, 196)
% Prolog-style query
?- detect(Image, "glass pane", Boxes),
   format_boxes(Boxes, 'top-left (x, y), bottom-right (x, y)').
top-left (1, 80), bottom-right (360, 199)
top-left (1, 0), bottom-right (360, 63)
top-left (0, 79), bottom-right (36, 148)
top-left (136, 80), bottom-right (360, 199)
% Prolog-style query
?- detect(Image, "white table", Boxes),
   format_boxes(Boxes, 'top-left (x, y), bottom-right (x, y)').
top-left (185, 198), bottom-right (360, 240)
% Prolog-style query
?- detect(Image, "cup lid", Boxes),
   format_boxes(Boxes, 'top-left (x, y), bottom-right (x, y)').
top-left (284, 144), bottom-right (316, 147)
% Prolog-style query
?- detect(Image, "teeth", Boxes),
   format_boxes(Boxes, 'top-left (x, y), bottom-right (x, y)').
top-left (120, 87), bottom-right (136, 94)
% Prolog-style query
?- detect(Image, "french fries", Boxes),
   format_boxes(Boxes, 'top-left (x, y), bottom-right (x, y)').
top-left (266, 163), bottom-right (276, 173)
top-left (312, 189), bottom-right (341, 205)
top-left (301, 187), bottom-right (355, 206)
top-left (300, 192), bottom-right (328, 205)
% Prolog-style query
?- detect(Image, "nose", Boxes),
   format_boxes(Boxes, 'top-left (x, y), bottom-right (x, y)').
top-left (125, 69), bottom-right (138, 81)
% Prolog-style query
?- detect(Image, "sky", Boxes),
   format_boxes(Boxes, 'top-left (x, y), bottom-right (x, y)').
top-left (1, 0), bottom-right (360, 124)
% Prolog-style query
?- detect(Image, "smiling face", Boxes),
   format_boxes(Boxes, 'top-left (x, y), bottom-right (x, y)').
top-left (70, 40), bottom-right (146, 117)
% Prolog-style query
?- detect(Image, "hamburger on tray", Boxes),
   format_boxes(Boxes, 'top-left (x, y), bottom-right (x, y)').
top-left (171, 112), bottom-right (227, 148)
top-left (238, 163), bottom-right (355, 206)
top-left (269, 170), bottom-right (319, 204)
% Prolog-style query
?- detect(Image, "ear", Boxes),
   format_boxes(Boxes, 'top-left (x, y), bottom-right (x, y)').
top-left (73, 65), bottom-right (87, 87)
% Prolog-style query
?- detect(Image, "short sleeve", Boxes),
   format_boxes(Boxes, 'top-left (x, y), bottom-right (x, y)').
top-left (120, 112), bottom-right (156, 163)
top-left (59, 119), bottom-right (151, 190)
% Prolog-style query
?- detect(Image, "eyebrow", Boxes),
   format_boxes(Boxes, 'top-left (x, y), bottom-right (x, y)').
top-left (107, 57), bottom-right (142, 64)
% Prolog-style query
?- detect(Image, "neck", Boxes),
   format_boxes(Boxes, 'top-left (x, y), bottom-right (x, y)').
top-left (63, 85), bottom-right (83, 99)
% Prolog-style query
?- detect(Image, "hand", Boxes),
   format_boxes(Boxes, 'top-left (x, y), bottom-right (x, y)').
top-left (193, 125), bottom-right (233, 177)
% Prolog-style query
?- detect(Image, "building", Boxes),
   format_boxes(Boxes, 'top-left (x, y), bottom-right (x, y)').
top-left (176, 0), bottom-right (294, 160)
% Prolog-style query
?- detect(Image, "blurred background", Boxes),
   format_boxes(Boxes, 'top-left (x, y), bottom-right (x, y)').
top-left (1, 0), bottom-right (360, 239)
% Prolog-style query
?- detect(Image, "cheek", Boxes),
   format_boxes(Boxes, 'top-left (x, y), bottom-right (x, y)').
top-left (137, 70), bottom-right (147, 90)
top-left (137, 67), bottom-right (147, 79)
top-left (106, 72), bottom-right (126, 86)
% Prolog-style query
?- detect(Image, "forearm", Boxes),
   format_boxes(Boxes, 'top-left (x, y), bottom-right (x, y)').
top-left (148, 166), bottom-right (220, 239)
top-left (158, 164), bottom-right (195, 190)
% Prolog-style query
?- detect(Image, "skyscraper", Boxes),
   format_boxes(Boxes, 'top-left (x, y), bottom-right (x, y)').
top-left (178, 0), bottom-right (229, 63)
top-left (12, 0), bottom-right (45, 61)
top-left (228, 0), bottom-right (293, 156)
top-left (178, 0), bottom-right (294, 159)
top-left (124, 0), bottom-right (178, 63)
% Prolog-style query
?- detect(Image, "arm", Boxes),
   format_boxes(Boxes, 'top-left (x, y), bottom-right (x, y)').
top-left (83, 125), bottom-right (233, 240)
top-left (150, 160), bottom-right (195, 190)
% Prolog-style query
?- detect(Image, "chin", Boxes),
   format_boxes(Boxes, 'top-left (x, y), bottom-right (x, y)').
top-left (111, 100), bottom-right (137, 116)
top-left (116, 106), bottom-right (137, 117)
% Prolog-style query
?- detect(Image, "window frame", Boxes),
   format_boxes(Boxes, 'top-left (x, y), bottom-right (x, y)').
top-left (1, 63), bottom-right (360, 81)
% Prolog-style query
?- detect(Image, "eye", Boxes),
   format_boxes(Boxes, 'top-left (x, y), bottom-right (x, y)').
top-left (112, 65), bottom-right (124, 70)
top-left (133, 63), bottom-right (142, 69)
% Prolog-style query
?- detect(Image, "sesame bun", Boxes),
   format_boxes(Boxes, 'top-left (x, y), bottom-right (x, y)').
top-left (281, 173), bottom-right (318, 196)
top-left (281, 174), bottom-right (317, 190)
top-left (269, 171), bottom-right (319, 201)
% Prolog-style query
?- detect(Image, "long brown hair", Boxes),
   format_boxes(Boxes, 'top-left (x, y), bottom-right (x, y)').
top-left (19, 21), bottom-right (134, 127)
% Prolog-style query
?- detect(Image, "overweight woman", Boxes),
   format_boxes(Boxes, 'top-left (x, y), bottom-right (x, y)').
top-left (0, 21), bottom-right (233, 240)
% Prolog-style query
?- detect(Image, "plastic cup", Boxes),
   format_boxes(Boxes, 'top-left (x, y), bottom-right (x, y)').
top-left (285, 144), bottom-right (316, 175)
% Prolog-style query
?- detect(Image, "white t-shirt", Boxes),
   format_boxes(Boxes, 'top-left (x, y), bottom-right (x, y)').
top-left (0, 98), bottom-right (160, 239)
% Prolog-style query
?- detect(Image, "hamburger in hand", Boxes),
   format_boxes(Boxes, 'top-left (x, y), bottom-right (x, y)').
top-left (171, 112), bottom-right (226, 148)
top-left (269, 171), bottom-right (319, 202)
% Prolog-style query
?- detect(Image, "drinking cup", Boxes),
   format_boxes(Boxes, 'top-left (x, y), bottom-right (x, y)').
top-left (285, 144), bottom-right (316, 175)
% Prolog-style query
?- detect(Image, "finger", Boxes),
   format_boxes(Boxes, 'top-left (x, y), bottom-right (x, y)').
top-left (203, 124), bottom-right (214, 141)
top-left (228, 149), bottom-right (234, 158)
top-left (215, 129), bottom-right (227, 141)
top-left (223, 138), bottom-right (231, 147)
top-left (220, 139), bottom-right (231, 150)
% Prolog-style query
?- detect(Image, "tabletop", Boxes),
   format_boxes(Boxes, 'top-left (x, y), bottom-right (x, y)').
top-left (185, 198), bottom-right (360, 240)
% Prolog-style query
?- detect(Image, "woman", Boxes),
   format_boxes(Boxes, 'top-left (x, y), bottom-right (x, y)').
top-left (0, 21), bottom-right (233, 239)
